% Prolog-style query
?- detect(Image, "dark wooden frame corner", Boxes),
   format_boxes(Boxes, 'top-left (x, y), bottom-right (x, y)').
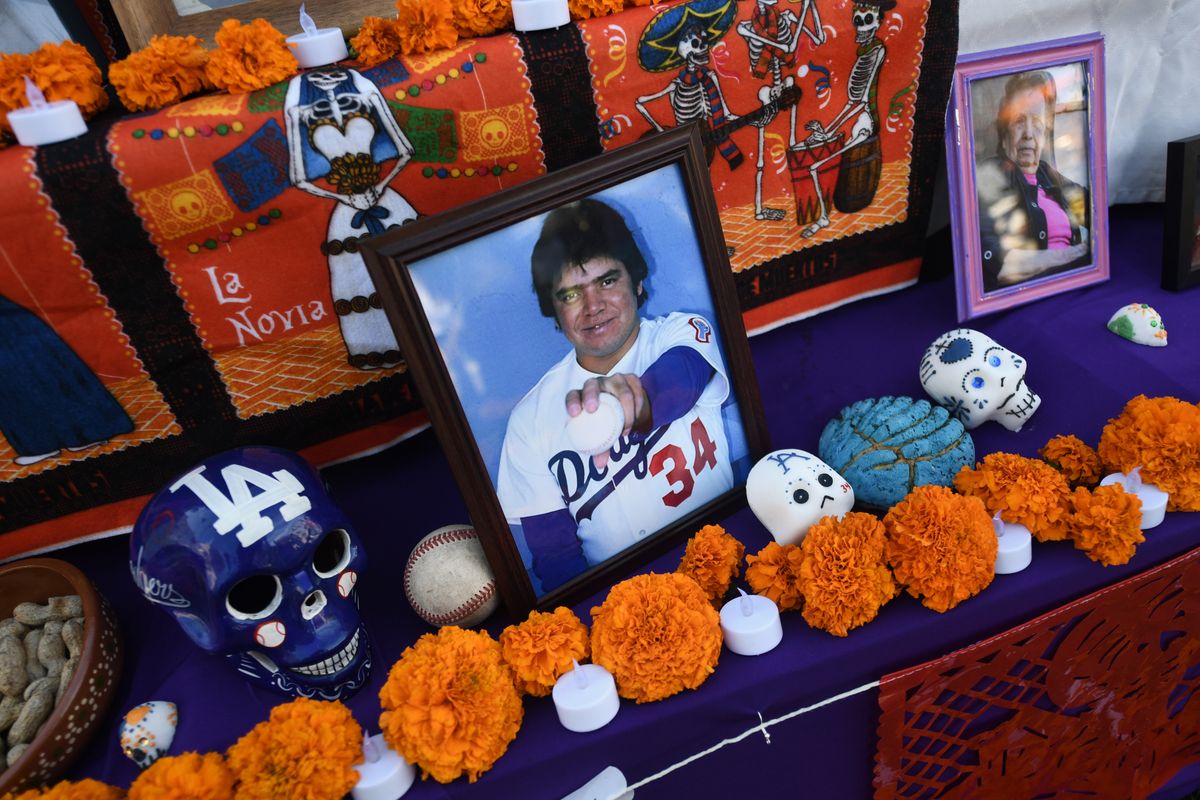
top-left (1162, 134), bottom-right (1200, 291)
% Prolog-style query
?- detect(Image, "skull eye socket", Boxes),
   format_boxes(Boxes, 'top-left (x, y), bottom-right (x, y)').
top-left (988, 355), bottom-right (1002, 367)
top-left (226, 574), bottom-right (282, 620)
top-left (817, 473), bottom-right (834, 487)
top-left (313, 529), bottom-right (352, 579)
top-left (793, 488), bottom-right (810, 504)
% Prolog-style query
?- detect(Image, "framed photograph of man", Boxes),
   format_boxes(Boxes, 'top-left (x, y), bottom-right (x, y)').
top-left (362, 125), bottom-right (769, 615)
top-left (945, 33), bottom-right (1110, 321)
top-left (1162, 134), bottom-right (1200, 291)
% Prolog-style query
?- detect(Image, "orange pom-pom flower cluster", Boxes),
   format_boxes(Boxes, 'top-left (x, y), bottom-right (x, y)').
top-left (205, 19), bottom-right (299, 94)
top-left (883, 485), bottom-right (996, 612)
top-left (395, 0), bottom-right (459, 55)
top-left (745, 541), bottom-right (805, 611)
top-left (1098, 395), bottom-right (1200, 511)
top-left (0, 42), bottom-right (106, 139)
top-left (1068, 484), bottom-right (1144, 566)
top-left (798, 512), bottom-right (897, 637)
top-left (590, 573), bottom-right (722, 703)
top-left (569, 0), bottom-right (624, 21)
top-left (499, 607), bottom-right (590, 697)
top-left (109, 35), bottom-right (212, 112)
top-left (1040, 434), bottom-right (1103, 488)
top-left (953, 452), bottom-right (1072, 542)
top-left (3, 779), bottom-right (124, 800)
top-left (453, 0), bottom-right (515, 38)
top-left (677, 524), bottom-right (744, 604)
top-left (379, 626), bottom-right (522, 783)
top-left (128, 751), bottom-right (234, 800)
top-left (350, 17), bottom-right (405, 68)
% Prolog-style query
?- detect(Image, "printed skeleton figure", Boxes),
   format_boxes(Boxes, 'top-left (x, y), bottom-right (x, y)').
top-left (736, 0), bottom-right (825, 221)
top-left (799, 1), bottom-right (890, 237)
top-left (634, 25), bottom-right (745, 170)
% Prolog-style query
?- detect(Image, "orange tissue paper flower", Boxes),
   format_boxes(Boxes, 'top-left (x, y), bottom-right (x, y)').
top-left (452, 0), bottom-right (514, 38)
top-left (1068, 484), bottom-right (1144, 566)
top-left (1098, 395), bottom-right (1200, 511)
top-left (226, 697), bottom-right (362, 800)
top-left (953, 452), bottom-right (1073, 542)
top-left (499, 606), bottom-right (590, 697)
top-left (128, 751), bottom-right (233, 800)
top-left (883, 485), bottom-right (997, 613)
top-left (394, 0), bottom-right (458, 55)
top-left (0, 53), bottom-right (34, 137)
top-left (27, 41), bottom-right (108, 118)
top-left (109, 35), bottom-right (212, 112)
top-left (798, 512), bottom-right (897, 637)
top-left (590, 573), bottom-right (722, 703)
top-left (379, 626), bottom-right (522, 783)
top-left (1040, 434), bottom-right (1103, 488)
top-left (350, 17), bottom-right (404, 68)
top-left (3, 780), bottom-right (125, 800)
top-left (745, 541), bottom-right (805, 612)
top-left (568, 0), bottom-right (624, 21)
top-left (205, 18), bottom-right (299, 95)
top-left (677, 524), bottom-right (744, 604)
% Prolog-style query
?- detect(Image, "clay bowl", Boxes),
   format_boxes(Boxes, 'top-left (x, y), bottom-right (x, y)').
top-left (0, 558), bottom-right (123, 795)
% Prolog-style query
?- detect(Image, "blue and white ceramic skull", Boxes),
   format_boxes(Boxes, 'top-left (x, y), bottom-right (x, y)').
top-left (130, 446), bottom-right (371, 700)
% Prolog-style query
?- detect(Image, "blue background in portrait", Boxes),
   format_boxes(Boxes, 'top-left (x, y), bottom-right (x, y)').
top-left (407, 163), bottom-right (749, 595)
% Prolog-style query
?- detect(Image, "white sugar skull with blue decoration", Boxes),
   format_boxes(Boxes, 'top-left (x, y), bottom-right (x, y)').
top-left (130, 446), bottom-right (370, 700)
top-left (746, 449), bottom-right (854, 546)
top-left (919, 328), bottom-right (1040, 431)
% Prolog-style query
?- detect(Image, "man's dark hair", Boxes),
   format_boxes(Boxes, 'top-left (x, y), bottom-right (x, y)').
top-left (995, 70), bottom-right (1057, 159)
top-left (530, 199), bottom-right (649, 319)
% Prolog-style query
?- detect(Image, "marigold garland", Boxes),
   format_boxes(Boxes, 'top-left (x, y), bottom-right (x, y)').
top-left (0, 52), bottom-right (33, 138)
top-left (677, 524), bottom-right (744, 604)
top-left (745, 541), bottom-right (805, 612)
top-left (204, 19), bottom-right (298, 95)
top-left (798, 512), bottom-right (897, 636)
top-left (109, 35), bottom-right (212, 112)
top-left (394, 0), bottom-right (459, 55)
top-left (590, 573), bottom-right (722, 703)
top-left (499, 606), bottom-right (590, 697)
top-left (350, 17), bottom-right (404, 68)
top-left (379, 626), bottom-right (522, 783)
top-left (452, 0), bottom-right (514, 38)
top-left (1068, 484), bottom-right (1144, 566)
top-left (127, 752), bottom-right (233, 800)
top-left (568, 0), bottom-right (624, 21)
top-left (1097, 395), bottom-right (1200, 511)
top-left (226, 697), bottom-right (362, 800)
top-left (953, 452), bottom-right (1072, 542)
top-left (1, 780), bottom-right (124, 800)
top-left (28, 41), bottom-right (108, 118)
top-left (883, 486), bottom-right (996, 613)
top-left (1040, 434), bottom-right (1103, 488)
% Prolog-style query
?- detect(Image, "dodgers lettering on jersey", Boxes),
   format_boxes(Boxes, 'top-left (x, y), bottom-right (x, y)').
top-left (498, 312), bottom-right (734, 566)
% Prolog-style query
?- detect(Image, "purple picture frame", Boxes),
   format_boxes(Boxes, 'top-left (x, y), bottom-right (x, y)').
top-left (945, 33), bottom-right (1109, 321)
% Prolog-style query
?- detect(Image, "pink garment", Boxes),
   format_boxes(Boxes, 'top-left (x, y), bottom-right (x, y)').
top-left (1024, 173), bottom-right (1072, 249)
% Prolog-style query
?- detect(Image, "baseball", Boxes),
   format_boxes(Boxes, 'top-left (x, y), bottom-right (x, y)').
top-left (565, 392), bottom-right (625, 456)
top-left (404, 524), bottom-right (499, 628)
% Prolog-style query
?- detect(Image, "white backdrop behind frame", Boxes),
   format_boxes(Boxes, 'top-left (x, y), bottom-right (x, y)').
top-left (406, 163), bottom-right (749, 595)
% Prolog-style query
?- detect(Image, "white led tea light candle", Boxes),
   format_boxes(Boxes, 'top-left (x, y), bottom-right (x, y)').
top-left (8, 76), bottom-right (87, 147)
top-left (287, 4), bottom-right (349, 69)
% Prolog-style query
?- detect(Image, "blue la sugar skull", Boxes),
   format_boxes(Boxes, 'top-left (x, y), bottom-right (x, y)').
top-left (130, 446), bottom-right (370, 700)
top-left (919, 328), bottom-right (1041, 432)
top-left (746, 449), bottom-right (854, 546)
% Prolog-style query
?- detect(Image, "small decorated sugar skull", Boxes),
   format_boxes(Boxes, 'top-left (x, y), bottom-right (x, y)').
top-left (746, 449), bottom-right (854, 546)
top-left (1107, 303), bottom-right (1167, 347)
top-left (919, 329), bottom-right (1040, 431)
top-left (119, 701), bottom-right (177, 769)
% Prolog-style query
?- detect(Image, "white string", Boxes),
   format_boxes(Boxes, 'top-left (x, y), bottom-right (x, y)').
top-left (602, 679), bottom-right (881, 800)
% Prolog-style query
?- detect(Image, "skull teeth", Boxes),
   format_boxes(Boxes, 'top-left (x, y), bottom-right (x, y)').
top-left (290, 630), bottom-right (360, 677)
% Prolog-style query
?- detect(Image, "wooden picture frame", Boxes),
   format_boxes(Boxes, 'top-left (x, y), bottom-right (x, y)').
top-left (362, 125), bottom-right (770, 616)
top-left (106, 0), bottom-right (392, 53)
top-left (945, 33), bottom-right (1110, 321)
top-left (1162, 134), bottom-right (1200, 291)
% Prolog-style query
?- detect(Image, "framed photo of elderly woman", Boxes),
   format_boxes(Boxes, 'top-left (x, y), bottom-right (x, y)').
top-left (945, 34), bottom-right (1110, 321)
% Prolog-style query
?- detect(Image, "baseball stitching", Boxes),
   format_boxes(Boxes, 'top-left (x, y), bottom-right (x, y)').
top-left (404, 527), bottom-right (496, 626)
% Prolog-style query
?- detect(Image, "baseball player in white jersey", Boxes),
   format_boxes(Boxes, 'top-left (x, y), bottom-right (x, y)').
top-left (497, 198), bottom-right (735, 591)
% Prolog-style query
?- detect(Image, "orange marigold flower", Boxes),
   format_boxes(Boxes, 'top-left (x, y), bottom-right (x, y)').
top-left (0, 52), bottom-right (34, 137)
top-left (590, 573), bottom-right (722, 703)
top-left (350, 17), bottom-right (403, 68)
top-left (1098, 395), bottom-right (1200, 511)
top-left (3, 780), bottom-right (125, 800)
top-left (379, 626), bottom-right (522, 783)
top-left (677, 524), bottom-right (744, 604)
top-left (499, 606), bottom-right (590, 697)
top-left (625, 0), bottom-right (654, 7)
top-left (1068, 484), bottom-right (1144, 566)
top-left (745, 541), bottom-right (805, 612)
top-left (568, 0), bottom-right (623, 21)
top-left (109, 35), bottom-right (212, 112)
top-left (26, 41), bottom-right (108, 119)
top-left (953, 452), bottom-right (1072, 542)
top-left (452, 0), bottom-right (514, 38)
top-left (394, 0), bottom-right (458, 55)
top-left (205, 18), bottom-right (299, 95)
top-left (883, 486), bottom-right (996, 612)
top-left (798, 512), bottom-right (897, 636)
top-left (1040, 434), bottom-right (1103, 488)
top-left (226, 697), bottom-right (362, 800)
top-left (128, 751), bottom-right (233, 800)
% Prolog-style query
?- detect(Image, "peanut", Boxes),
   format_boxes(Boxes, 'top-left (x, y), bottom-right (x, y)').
top-left (0, 637), bottom-right (27, 698)
top-left (7, 742), bottom-right (27, 767)
top-left (22, 677), bottom-right (55, 702)
top-left (47, 596), bottom-right (82, 620)
top-left (0, 620), bottom-right (27, 639)
top-left (23, 629), bottom-right (45, 681)
top-left (61, 619), bottom-right (83, 660)
top-left (11, 603), bottom-right (52, 627)
top-left (0, 695), bottom-right (22, 732)
top-left (36, 622), bottom-right (65, 667)
top-left (8, 684), bottom-right (53, 745)
top-left (56, 658), bottom-right (78, 704)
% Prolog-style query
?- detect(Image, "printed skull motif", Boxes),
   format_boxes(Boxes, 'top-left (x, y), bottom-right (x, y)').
top-left (746, 449), bottom-right (854, 546)
top-left (130, 446), bottom-right (371, 700)
top-left (119, 701), bottom-right (177, 769)
top-left (919, 328), bottom-right (1041, 431)
top-left (677, 24), bottom-right (711, 65)
top-left (852, 3), bottom-right (882, 42)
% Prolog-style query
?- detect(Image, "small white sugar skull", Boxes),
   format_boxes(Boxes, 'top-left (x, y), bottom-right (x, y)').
top-left (919, 328), bottom-right (1040, 431)
top-left (119, 701), bottom-right (178, 769)
top-left (746, 449), bottom-right (854, 546)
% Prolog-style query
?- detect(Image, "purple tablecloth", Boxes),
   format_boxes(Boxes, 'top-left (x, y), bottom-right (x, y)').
top-left (59, 204), bottom-right (1200, 798)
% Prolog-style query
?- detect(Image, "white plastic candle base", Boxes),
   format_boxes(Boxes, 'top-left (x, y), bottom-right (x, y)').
top-left (994, 522), bottom-right (1032, 574)
top-left (287, 29), bottom-right (349, 69)
top-left (9, 100), bottom-right (87, 146)
top-left (512, 0), bottom-right (570, 31)
top-left (1100, 473), bottom-right (1168, 529)
top-left (352, 734), bottom-right (415, 800)
top-left (719, 593), bottom-right (783, 656)
top-left (553, 664), bottom-right (620, 733)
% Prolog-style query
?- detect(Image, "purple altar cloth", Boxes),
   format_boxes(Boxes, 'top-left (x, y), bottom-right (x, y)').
top-left (58, 205), bottom-right (1199, 798)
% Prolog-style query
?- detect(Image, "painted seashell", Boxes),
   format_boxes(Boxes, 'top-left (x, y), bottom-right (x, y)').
top-left (119, 700), bottom-right (178, 769)
top-left (1107, 303), bottom-right (1167, 347)
top-left (819, 396), bottom-right (975, 510)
